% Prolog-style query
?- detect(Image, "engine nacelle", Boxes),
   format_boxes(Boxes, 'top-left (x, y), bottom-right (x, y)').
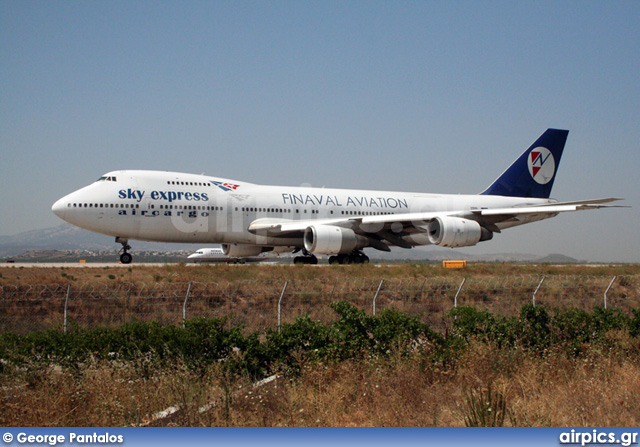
top-left (304, 225), bottom-right (368, 255)
top-left (426, 216), bottom-right (493, 248)
top-left (221, 244), bottom-right (267, 257)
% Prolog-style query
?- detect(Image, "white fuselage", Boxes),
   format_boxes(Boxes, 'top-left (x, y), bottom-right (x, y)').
top-left (52, 170), bottom-right (552, 247)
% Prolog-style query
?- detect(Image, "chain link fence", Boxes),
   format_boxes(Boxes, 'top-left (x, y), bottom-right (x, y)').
top-left (1, 275), bottom-right (639, 334)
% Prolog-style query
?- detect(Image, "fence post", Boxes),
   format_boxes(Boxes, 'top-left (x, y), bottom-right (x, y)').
top-left (604, 276), bottom-right (617, 309)
top-left (416, 278), bottom-right (426, 300)
top-left (454, 278), bottom-right (466, 309)
top-left (183, 282), bottom-right (192, 328)
top-left (373, 279), bottom-right (385, 316)
top-left (278, 281), bottom-right (288, 333)
top-left (64, 284), bottom-right (71, 333)
top-left (533, 276), bottom-right (545, 307)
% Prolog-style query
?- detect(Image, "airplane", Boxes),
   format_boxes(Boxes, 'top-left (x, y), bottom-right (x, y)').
top-left (51, 129), bottom-right (625, 265)
top-left (187, 247), bottom-right (273, 263)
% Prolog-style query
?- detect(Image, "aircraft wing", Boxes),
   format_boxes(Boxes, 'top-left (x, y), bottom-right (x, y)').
top-left (473, 198), bottom-right (627, 217)
top-left (248, 212), bottom-right (458, 235)
top-left (250, 198), bottom-right (625, 230)
top-left (248, 198), bottom-right (626, 250)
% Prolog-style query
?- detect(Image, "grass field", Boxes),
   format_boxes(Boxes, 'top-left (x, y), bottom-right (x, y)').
top-left (1, 263), bottom-right (639, 427)
top-left (1, 262), bottom-right (639, 284)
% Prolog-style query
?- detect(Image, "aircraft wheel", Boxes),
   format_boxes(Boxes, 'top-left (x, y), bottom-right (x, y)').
top-left (120, 252), bottom-right (133, 264)
top-left (362, 255), bottom-right (370, 264)
top-left (294, 256), bottom-right (304, 265)
top-left (329, 256), bottom-right (339, 265)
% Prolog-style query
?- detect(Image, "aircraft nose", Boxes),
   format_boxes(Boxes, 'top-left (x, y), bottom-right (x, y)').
top-left (51, 198), bottom-right (67, 220)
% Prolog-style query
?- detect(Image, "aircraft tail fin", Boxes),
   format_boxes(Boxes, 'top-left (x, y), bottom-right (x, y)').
top-left (481, 129), bottom-right (569, 199)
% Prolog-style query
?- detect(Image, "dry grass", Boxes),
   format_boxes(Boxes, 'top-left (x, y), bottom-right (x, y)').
top-left (2, 263), bottom-right (639, 426)
top-left (1, 263), bottom-right (639, 286)
top-left (3, 337), bottom-right (640, 426)
top-left (2, 264), bottom-right (639, 335)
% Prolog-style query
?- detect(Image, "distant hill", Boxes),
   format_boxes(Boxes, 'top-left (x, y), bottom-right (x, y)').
top-left (1, 224), bottom-right (579, 264)
top-left (0, 224), bottom-right (199, 258)
top-left (534, 253), bottom-right (581, 264)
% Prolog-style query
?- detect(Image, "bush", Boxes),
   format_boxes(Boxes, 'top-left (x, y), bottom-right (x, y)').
top-left (2, 303), bottom-right (639, 380)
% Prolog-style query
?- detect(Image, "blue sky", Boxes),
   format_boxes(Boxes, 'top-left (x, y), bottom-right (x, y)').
top-left (1, 1), bottom-right (638, 262)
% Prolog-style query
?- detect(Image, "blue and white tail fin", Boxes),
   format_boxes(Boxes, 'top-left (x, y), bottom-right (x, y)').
top-left (481, 129), bottom-right (569, 199)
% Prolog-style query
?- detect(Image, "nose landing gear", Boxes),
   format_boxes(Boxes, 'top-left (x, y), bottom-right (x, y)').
top-left (116, 237), bottom-right (133, 264)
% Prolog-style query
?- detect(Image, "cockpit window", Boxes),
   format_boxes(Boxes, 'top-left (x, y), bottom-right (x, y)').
top-left (97, 176), bottom-right (117, 182)
top-left (97, 176), bottom-right (107, 182)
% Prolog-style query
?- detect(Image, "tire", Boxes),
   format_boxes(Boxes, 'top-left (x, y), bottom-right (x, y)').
top-left (120, 253), bottom-right (133, 264)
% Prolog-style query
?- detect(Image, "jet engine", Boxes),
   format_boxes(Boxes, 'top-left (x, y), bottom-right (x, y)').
top-left (304, 225), bottom-right (368, 255)
top-left (426, 216), bottom-right (493, 248)
top-left (221, 244), bottom-right (268, 257)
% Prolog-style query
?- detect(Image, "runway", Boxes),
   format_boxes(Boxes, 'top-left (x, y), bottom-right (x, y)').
top-left (0, 262), bottom-right (175, 268)
top-left (0, 261), bottom-right (301, 268)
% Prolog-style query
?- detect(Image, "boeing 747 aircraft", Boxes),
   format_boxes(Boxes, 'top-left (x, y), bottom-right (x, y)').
top-left (52, 129), bottom-right (624, 264)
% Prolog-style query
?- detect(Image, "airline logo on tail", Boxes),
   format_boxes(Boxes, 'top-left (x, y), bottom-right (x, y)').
top-left (528, 147), bottom-right (555, 184)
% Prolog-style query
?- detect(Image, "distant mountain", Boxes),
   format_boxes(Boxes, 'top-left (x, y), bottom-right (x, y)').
top-left (534, 253), bottom-right (581, 264)
top-left (0, 224), bottom-right (199, 258)
top-left (1, 224), bottom-right (579, 264)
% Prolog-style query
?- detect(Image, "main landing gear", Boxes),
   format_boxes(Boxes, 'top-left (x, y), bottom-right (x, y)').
top-left (116, 237), bottom-right (133, 264)
top-left (328, 251), bottom-right (370, 265)
top-left (293, 250), bottom-right (318, 265)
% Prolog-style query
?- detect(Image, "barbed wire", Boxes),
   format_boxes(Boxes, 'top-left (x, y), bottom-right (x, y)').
top-left (1, 275), bottom-right (638, 334)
